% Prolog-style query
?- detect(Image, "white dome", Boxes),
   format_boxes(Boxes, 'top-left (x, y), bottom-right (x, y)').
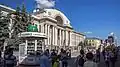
top-left (35, 9), bottom-right (72, 28)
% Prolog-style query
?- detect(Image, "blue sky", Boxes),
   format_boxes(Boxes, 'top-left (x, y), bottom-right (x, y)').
top-left (0, 0), bottom-right (120, 40)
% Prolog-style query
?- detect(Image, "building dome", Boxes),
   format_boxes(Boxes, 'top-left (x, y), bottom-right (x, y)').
top-left (34, 9), bottom-right (72, 28)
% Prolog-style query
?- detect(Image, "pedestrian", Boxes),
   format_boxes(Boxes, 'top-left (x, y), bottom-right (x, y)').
top-left (102, 49), bottom-right (105, 60)
top-left (4, 48), bottom-right (17, 67)
top-left (84, 52), bottom-right (98, 67)
top-left (75, 49), bottom-right (85, 67)
top-left (67, 49), bottom-right (71, 59)
top-left (0, 50), bottom-right (3, 67)
top-left (40, 51), bottom-right (52, 67)
top-left (110, 49), bottom-right (116, 67)
top-left (60, 50), bottom-right (68, 67)
top-left (46, 49), bottom-right (50, 57)
top-left (59, 49), bottom-right (64, 67)
top-left (53, 55), bottom-right (60, 67)
top-left (96, 48), bottom-right (100, 63)
top-left (51, 49), bottom-right (57, 66)
top-left (105, 50), bottom-right (110, 67)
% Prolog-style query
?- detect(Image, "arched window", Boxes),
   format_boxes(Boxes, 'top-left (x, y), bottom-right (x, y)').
top-left (55, 16), bottom-right (63, 26)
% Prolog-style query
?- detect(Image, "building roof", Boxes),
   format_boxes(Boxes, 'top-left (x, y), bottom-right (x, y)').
top-left (0, 4), bottom-right (15, 12)
top-left (73, 31), bottom-right (86, 36)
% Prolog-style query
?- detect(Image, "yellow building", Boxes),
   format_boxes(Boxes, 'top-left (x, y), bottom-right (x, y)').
top-left (85, 37), bottom-right (102, 50)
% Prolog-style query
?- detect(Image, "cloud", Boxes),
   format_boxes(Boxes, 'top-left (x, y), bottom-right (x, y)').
top-left (35, 0), bottom-right (55, 9)
top-left (84, 31), bottom-right (92, 34)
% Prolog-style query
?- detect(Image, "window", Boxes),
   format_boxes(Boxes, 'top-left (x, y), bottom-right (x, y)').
top-left (48, 12), bottom-right (51, 16)
top-left (55, 16), bottom-right (63, 25)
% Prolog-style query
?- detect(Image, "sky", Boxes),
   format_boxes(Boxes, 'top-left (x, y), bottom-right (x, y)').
top-left (0, 0), bottom-right (120, 41)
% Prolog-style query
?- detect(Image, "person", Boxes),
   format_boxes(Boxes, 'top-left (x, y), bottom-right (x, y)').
top-left (67, 49), bottom-right (71, 59)
top-left (102, 49), bottom-right (105, 60)
top-left (105, 50), bottom-right (110, 67)
top-left (40, 51), bottom-right (51, 67)
top-left (75, 49), bottom-right (85, 67)
top-left (46, 49), bottom-right (50, 57)
top-left (59, 49), bottom-right (64, 67)
top-left (84, 52), bottom-right (98, 67)
top-left (4, 48), bottom-right (17, 67)
top-left (61, 50), bottom-right (68, 67)
top-left (51, 49), bottom-right (57, 66)
top-left (52, 55), bottom-right (60, 67)
top-left (0, 51), bottom-right (3, 67)
top-left (96, 48), bottom-right (100, 63)
top-left (110, 49), bottom-right (116, 67)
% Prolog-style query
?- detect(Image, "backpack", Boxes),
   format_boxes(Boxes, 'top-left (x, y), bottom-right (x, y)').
top-left (53, 60), bottom-right (59, 67)
top-left (78, 55), bottom-right (84, 66)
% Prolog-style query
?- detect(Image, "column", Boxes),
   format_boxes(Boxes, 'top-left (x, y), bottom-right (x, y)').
top-left (54, 27), bottom-right (56, 45)
top-left (35, 40), bottom-right (37, 51)
top-left (48, 25), bottom-right (50, 45)
top-left (42, 40), bottom-right (45, 52)
top-left (61, 30), bottom-right (63, 46)
top-left (48, 25), bottom-right (50, 49)
top-left (65, 31), bottom-right (68, 47)
top-left (69, 31), bottom-right (71, 47)
top-left (63, 30), bottom-right (66, 49)
top-left (41, 23), bottom-right (44, 33)
top-left (52, 26), bottom-right (55, 45)
top-left (59, 29), bottom-right (61, 46)
top-left (55, 27), bottom-right (58, 46)
top-left (62, 30), bottom-right (65, 47)
top-left (45, 24), bottom-right (47, 34)
top-left (25, 40), bottom-right (28, 55)
top-left (38, 24), bottom-right (40, 32)
top-left (45, 24), bottom-right (47, 45)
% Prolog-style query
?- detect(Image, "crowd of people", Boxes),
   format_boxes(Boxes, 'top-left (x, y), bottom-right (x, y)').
top-left (75, 47), bottom-right (118, 67)
top-left (39, 48), bottom-right (71, 67)
top-left (102, 48), bottom-right (118, 67)
top-left (0, 46), bottom-right (17, 67)
top-left (0, 47), bottom-right (71, 67)
top-left (0, 46), bottom-right (118, 67)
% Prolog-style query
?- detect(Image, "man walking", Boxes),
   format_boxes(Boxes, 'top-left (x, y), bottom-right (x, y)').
top-left (40, 51), bottom-right (51, 67)
top-left (4, 48), bottom-right (17, 67)
top-left (75, 49), bottom-right (85, 67)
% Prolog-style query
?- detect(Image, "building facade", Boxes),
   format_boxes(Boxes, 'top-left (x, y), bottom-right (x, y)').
top-left (85, 37), bottom-right (102, 52)
top-left (32, 9), bottom-right (86, 51)
top-left (0, 4), bottom-right (86, 51)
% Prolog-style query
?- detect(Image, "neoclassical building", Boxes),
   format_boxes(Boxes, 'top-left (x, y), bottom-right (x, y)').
top-left (0, 4), bottom-right (86, 51)
top-left (31, 9), bottom-right (86, 51)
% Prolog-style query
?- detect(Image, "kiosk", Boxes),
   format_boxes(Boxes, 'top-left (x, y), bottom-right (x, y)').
top-left (18, 23), bottom-right (47, 65)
